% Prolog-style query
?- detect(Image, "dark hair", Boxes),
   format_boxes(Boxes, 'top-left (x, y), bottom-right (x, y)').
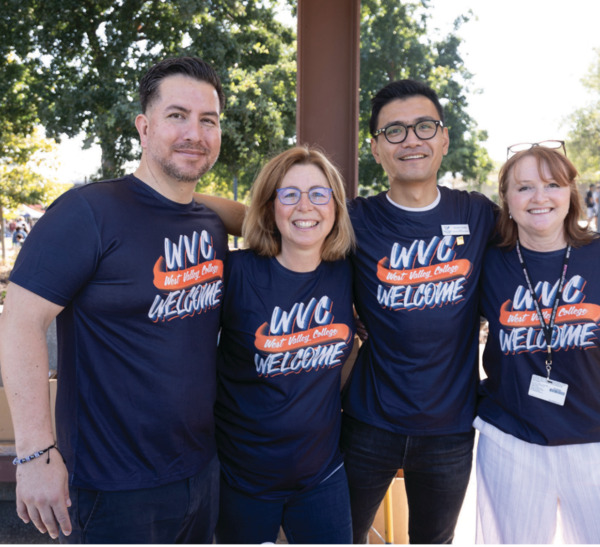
top-left (370, 79), bottom-right (445, 136)
top-left (139, 57), bottom-right (225, 113)
top-left (497, 147), bottom-right (597, 248)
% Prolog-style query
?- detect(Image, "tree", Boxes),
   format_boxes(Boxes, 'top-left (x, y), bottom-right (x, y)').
top-left (358, 0), bottom-right (493, 193)
top-left (208, 54), bottom-right (297, 198)
top-left (0, 3), bottom-right (36, 133)
top-left (0, 3), bottom-right (40, 165)
top-left (0, 128), bottom-right (66, 262)
top-left (0, 9), bottom-right (65, 262)
top-left (567, 48), bottom-right (600, 183)
top-left (3, 0), bottom-right (492, 198)
top-left (4, 0), bottom-right (297, 193)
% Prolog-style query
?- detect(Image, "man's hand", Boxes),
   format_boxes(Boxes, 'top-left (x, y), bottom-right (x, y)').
top-left (15, 449), bottom-right (72, 539)
top-left (0, 283), bottom-right (68, 538)
top-left (355, 316), bottom-right (369, 342)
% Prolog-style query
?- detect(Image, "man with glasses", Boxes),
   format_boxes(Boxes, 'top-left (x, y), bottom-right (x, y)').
top-left (179, 78), bottom-right (495, 543)
top-left (340, 79), bottom-right (497, 544)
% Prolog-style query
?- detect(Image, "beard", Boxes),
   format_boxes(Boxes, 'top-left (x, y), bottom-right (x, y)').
top-left (155, 147), bottom-right (219, 183)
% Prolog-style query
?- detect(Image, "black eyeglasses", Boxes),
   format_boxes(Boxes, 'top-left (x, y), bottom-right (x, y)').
top-left (373, 120), bottom-right (444, 144)
top-left (275, 186), bottom-right (333, 206)
top-left (507, 140), bottom-right (566, 158)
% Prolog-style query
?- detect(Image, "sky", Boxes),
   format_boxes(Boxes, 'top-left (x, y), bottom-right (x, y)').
top-left (428, 0), bottom-right (600, 162)
top-left (54, 0), bottom-right (600, 181)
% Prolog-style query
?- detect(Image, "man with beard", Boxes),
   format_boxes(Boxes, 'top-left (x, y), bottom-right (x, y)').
top-left (0, 57), bottom-right (239, 543)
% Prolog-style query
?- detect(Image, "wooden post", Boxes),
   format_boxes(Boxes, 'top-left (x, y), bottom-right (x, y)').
top-left (296, 0), bottom-right (361, 198)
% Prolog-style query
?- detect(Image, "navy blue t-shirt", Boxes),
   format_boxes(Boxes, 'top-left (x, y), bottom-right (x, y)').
top-left (343, 187), bottom-right (496, 435)
top-left (478, 240), bottom-right (600, 445)
top-left (215, 250), bottom-right (355, 500)
top-left (10, 175), bottom-right (227, 490)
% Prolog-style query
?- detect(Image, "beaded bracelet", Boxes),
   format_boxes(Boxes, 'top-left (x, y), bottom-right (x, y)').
top-left (12, 443), bottom-right (58, 466)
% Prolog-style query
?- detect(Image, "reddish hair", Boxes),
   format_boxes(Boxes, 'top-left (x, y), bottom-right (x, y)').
top-left (497, 147), bottom-right (596, 248)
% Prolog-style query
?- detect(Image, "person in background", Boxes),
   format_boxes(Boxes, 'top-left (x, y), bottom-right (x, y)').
top-left (595, 183), bottom-right (600, 233)
top-left (15, 216), bottom-right (30, 233)
top-left (340, 79), bottom-right (497, 544)
top-left (0, 56), bottom-right (241, 543)
top-left (11, 217), bottom-right (29, 247)
top-left (12, 226), bottom-right (27, 247)
top-left (475, 142), bottom-right (600, 543)
top-left (214, 146), bottom-right (356, 544)
top-left (585, 183), bottom-right (596, 230)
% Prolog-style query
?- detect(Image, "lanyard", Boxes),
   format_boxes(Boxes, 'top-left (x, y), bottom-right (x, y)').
top-left (514, 240), bottom-right (571, 379)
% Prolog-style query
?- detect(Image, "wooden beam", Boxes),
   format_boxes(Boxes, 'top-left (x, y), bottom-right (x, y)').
top-left (297, 0), bottom-right (361, 198)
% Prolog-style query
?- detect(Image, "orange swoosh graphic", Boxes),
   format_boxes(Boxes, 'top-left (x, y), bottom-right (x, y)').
top-left (376, 258), bottom-right (472, 286)
top-left (152, 257), bottom-right (223, 291)
top-left (254, 322), bottom-right (352, 353)
top-left (499, 301), bottom-right (600, 327)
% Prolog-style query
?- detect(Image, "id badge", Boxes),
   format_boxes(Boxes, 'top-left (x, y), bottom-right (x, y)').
top-left (441, 224), bottom-right (470, 236)
top-left (528, 374), bottom-right (568, 406)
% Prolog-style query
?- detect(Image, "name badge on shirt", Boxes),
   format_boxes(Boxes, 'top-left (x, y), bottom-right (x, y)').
top-left (528, 374), bottom-right (568, 406)
top-left (441, 224), bottom-right (470, 236)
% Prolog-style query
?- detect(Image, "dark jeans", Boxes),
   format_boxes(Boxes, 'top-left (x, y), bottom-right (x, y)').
top-left (340, 414), bottom-right (474, 544)
top-left (215, 464), bottom-right (352, 544)
top-left (60, 455), bottom-right (219, 544)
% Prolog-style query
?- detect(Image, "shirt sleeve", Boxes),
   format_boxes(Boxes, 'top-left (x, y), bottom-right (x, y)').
top-left (10, 189), bottom-right (102, 306)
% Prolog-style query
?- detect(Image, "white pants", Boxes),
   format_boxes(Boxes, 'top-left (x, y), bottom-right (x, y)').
top-left (474, 417), bottom-right (600, 544)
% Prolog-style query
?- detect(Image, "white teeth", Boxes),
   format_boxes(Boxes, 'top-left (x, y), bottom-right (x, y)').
top-left (401, 154), bottom-right (426, 160)
top-left (529, 208), bottom-right (551, 214)
top-left (293, 220), bottom-right (317, 228)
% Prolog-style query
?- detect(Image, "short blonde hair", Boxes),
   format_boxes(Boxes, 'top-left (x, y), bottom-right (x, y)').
top-left (497, 147), bottom-right (596, 248)
top-left (242, 146), bottom-right (355, 261)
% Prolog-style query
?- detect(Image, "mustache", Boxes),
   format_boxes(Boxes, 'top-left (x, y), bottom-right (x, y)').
top-left (396, 149), bottom-right (429, 158)
top-left (172, 145), bottom-right (211, 154)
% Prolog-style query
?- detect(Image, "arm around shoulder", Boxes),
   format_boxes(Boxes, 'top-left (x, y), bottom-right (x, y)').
top-left (194, 192), bottom-right (247, 237)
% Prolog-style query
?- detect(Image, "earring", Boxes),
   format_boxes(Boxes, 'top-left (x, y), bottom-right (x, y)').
top-left (509, 212), bottom-right (512, 219)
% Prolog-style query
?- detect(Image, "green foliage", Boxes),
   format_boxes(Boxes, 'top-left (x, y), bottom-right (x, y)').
top-left (215, 57), bottom-right (297, 198)
top-left (0, 128), bottom-right (66, 210)
top-left (567, 106), bottom-right (600, 182)
top-left (358, 0), bottom-right (493, 193)
top-left (0, 5), bottom-right (39, 162)
top-left (2, 0), bottom-right (492, 199)
top-left (5, 0), bottom-right (297, 195)
top-left (567, 48), bottom-right (600, 183)
top-left (0, 9), bottom-right (64, 216)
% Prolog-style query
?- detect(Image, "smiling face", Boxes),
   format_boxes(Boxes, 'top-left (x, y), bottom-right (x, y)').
top-left (505, 155), bottom-right (571, 250)
top-left (370, 96), bottom-right (449, 192)
top-left (136, 74), bottom-right (221, 187)
top-left (274, 163), bottom-right (336, 266)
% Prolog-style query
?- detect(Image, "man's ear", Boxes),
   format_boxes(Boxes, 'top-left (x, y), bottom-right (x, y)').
top-left (370, 138), bottom-right (382, 165)
top-left (135, 114), bottom-right (149, 149)
top-left (442, 126), bottom-right (450, 156)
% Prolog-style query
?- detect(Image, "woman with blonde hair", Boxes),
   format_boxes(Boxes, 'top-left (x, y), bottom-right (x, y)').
top-left (475, 141), bottom-right (600, 543)
top-left (214, 145), bottom-right (355, 543)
